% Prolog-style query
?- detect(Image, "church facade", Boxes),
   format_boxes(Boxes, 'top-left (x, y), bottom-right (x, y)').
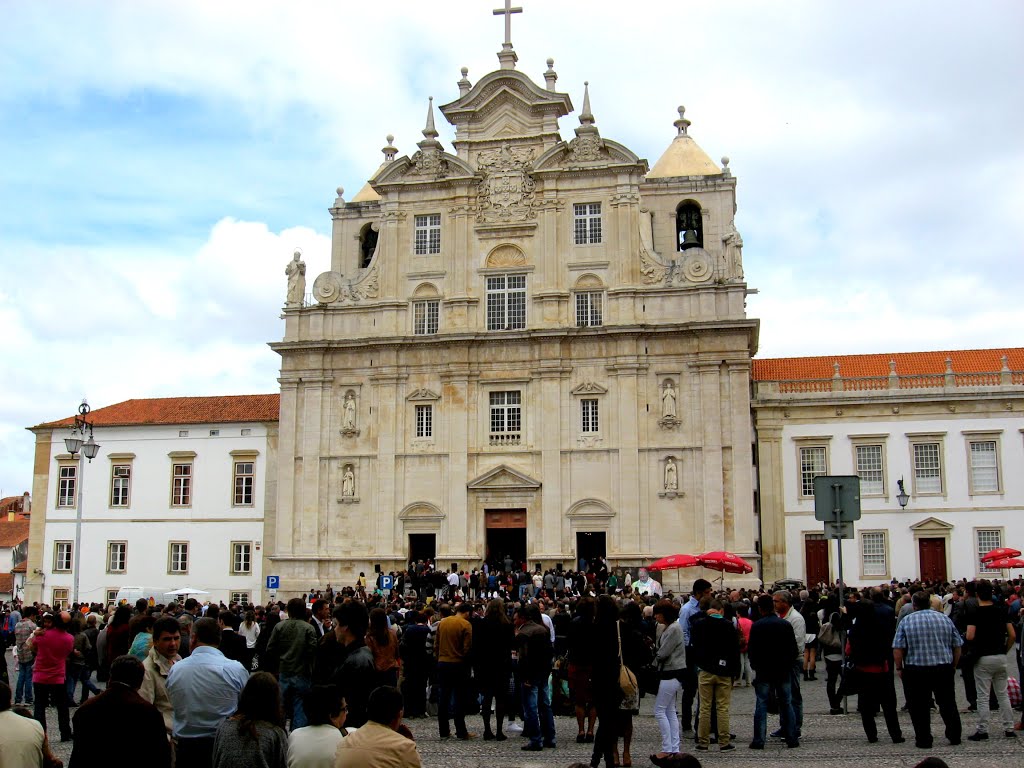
top-left (268, 31), bottom-right (759, 590)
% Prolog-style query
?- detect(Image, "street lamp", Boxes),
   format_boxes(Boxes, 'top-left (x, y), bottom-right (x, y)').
top-left (65, 400), bottom-right (100, 605)
top-left (895, 477), bottom-right (910, 509)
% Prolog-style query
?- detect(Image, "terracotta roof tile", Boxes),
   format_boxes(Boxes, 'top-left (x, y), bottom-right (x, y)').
top-left (0, 574), bottom-right (13, 593)
top-left (752, 348), bottom-right (1024, 381)
top-left (33, 394), bottom-right (280, 430)
top-left (0, 520), bottom-right (29, 548)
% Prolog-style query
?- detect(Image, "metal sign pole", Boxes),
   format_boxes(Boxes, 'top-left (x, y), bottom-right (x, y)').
top-left (832, 481), bottom-right (848, 715)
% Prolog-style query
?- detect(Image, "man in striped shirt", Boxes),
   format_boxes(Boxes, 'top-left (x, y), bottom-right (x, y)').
top-left (892, 591), bottom-right (963, 749)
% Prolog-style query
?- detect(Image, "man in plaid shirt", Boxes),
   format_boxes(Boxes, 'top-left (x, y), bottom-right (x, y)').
top-left (893, 591), bottom-right (963, 749)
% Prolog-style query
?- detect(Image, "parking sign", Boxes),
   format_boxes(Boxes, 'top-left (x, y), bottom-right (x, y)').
top-left (266, 575), bottom-right (280, 590)
top-left (381, 576), bottom-right (393, 591)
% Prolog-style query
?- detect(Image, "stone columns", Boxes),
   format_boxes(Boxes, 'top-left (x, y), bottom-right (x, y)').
top-left (608, 354), bottom-right (646, 556)
top-left (727, 361), bottom-right (756, 554)
top-left (275, 379), bottom-right (300, 559)
top-left (755, 419), bottom-right (786, 583)
top-left (369, 368), bottom-right (405, 560)
top-left (694, 362), bottom-right (724, 553)
top-left (440, 364), bottom-right (472, 560)
top-left (536, 353), bottom-right (567, 558)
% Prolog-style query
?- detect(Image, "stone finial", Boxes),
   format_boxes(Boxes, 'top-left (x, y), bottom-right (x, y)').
top-left (721, 156), bottom-right (731, 176)
top-left (543, 57), bottom-right (557, 90)
top-left (580, 81), bottom-right (594, 124)
top-left (945, 356), bottom-right (954, 374)
top-left (422, 97), bottom-right (439, 140)
top-left (335, 186), bottom-right (345, 203)
top-left (1001, 354), bottom-right (1010, 372)
top-left (674, 105), bottom-right (691, 136)
top-left (458, 66), bottom-right (471, 96)
top-left (889, 359), bottom-right (897, 374)
top-left (382, 134), bottom-right (397, 162)
top-left (833, 361), bottom-right (841, 378)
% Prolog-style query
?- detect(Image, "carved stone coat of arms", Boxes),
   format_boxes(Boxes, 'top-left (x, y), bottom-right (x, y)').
top-left (476, 143), bottom-right (537, 224)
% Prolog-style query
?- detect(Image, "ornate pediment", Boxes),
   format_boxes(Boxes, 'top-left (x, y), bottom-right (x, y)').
top-left (406, 388), bottom-right (440, 402)
top-left (571, 382), bottom-right (608, 395)
top-left (440, 70), bottom-right (573, 132)
top-left (398, 502), bottom-right (445, 521)
top-left (467, 464), bottom-right (541, 490)
top-left (909, 517), bottom-right (954, 533)
top-left (534, 138), bottom-right (644, 172)
top-left (566, 498), bottom-right (615, 519)
top-left (372, 152), bottom-right (476, 187)
top-left (485, 244), bottom-right (527, 268)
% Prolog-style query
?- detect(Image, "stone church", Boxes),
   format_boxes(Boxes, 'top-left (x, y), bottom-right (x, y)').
top-left (268, 14), bottom-right (759, 589)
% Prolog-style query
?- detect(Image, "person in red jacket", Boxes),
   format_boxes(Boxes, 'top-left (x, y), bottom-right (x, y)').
top-left (31, 611), bottom-right (75, 741)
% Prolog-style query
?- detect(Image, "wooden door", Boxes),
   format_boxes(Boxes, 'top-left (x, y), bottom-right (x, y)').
top-left (805, 534), bottom-right (830, 586)
top-left (919, 538), bottom-right (947, 583)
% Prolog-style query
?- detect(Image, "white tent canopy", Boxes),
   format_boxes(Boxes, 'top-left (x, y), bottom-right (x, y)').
top-left (164, 587), bottom-right (210, 596)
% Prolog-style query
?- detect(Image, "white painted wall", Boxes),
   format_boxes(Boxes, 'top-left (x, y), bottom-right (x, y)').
top-left (40, 422), bottom-right (268, 606)
top-left (781, 413), bottom-right (1024, 585)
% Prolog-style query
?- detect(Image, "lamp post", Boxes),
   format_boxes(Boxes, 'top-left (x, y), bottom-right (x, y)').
top-left (896, 477), bottom-right (910, 509)
top-left (65, 400), bottom-right (100, 605)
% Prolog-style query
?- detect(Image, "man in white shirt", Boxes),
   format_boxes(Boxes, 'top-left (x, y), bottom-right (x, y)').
top-left (632, 568), bottom-right (663, 597)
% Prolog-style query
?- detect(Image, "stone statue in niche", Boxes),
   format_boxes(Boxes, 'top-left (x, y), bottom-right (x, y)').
top-left (342, 465), bottom-right (356, 497)
top-left (664, 457), bottom-right (678, 491)
top-left (342, 392), bottom-right (357, 431)
top-left (721, 223), bottom-right (744, 280)
top-left (662, 381), bottom-right (677, 419)
top-left (285, 251), bottom-right (306, 305)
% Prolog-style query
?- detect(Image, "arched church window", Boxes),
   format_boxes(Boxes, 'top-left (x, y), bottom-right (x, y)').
top-left (676, 201), bottom-right (703, 251)
top-left (359, 222), bottom-right (379, 268)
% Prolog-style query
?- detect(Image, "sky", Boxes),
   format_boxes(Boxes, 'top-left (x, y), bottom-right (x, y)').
top-left (0, 0), bottom-right (1022, 496)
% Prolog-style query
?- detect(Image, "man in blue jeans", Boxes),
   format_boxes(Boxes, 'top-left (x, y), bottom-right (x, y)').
top-left (264, 597), bottom-right (318, 729)
top-left (516, 604), bottom-right (555, 751)
top-left (13, 606), bottom-right (37, 705)
top-left (748, 594), bottom-right (799, 748)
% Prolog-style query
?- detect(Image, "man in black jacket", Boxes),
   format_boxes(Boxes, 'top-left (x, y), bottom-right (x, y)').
top-left (691, 600), bottom-right (740, 751)
top-left (748, 595), bottom-right (799, 749)
top-left (516, 603), bottom-right (555, 751)
top-left (848, 588), bottom-right (904, 744)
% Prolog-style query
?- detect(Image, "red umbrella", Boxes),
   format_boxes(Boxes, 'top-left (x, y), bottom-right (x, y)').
top-left (648, 554), bottom-right (700, 571)
top-left (986, 557), bottom-right (1024, 570)
top-left (697, 551), bottom-right (753, 575)
top-left (981, 547), bottom-right (1022, 563)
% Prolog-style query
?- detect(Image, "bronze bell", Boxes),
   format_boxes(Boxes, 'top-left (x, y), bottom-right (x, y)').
top-left (680, 229), bottom-right (701, 250)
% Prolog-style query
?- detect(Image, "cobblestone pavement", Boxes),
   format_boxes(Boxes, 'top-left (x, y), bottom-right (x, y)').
top-left (9, 651), bottom-right (1021, 768)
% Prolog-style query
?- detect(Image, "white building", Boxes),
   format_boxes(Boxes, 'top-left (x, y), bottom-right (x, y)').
top-left (24, 395), bottom-right (278, 607)
top-left (753, 348), bottom-right (1024, 586)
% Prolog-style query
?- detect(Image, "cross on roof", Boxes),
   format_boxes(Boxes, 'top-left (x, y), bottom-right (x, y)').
top-left (493, 0), bottom-right (522, 47)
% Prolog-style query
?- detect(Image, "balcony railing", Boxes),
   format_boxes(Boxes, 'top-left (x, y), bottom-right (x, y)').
top-left (489, 433), bottom-right (521, 446)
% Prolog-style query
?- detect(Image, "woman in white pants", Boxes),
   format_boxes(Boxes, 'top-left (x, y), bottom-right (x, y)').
top-left (651, 599), bottom-right (687, 764)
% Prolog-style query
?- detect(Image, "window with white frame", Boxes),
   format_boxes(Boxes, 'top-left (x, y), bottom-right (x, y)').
top-left (913, 442), bottom-right (943, 494)
top-left (573, 203), bottom-right (602, 245)
top-left (107, 541), bottom-right (127, 573)
top-left (52, 588), bottom-right (69, 610)
top-left (234, 461), bottom-right (254, 506)
top-left (855, 444), bottom-right (884, 496)
top-left (861, 532), bottom-right (887, 577)
top-left (486, 274), bottom-right (526, 330)
top-left (977, 529), bottom-right (1002, 574)
top-left (172, 463), bottom-right (192, 506)
top-left (414, 214), bottom-right (441, 255)
top-left (105, 589), bottom-right (119, 607)
top-left (231, 591), bottom-right (251, 605)
top-left (58, 465), bottom-right (77, 507)
top-left (169, 542), bottom-right (189, 574)
top-left (54, 541), bottom-right (73, 572)
top-left (415, 404), bottom-right (433, 438)
top-left (489, 391), bottom-right (521, 445)
top-left (799, 446), bottom-right (828, 497)
top-left (110, 464), bottom-right (131, 507)
top-left (413, 300), bottom-right (439, 335)
top-left (581, 399), bottom-right (599, 433)
top-left (231, 542), bottom-right (252, 574)
top-left (968, 440), bottom-right (1000, 493)
top-left (575, 291), bottom-right (603, 327)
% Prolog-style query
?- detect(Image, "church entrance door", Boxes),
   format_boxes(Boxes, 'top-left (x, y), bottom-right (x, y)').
top-left (575, 531), bottom-right (606, 571)
top-left (485, 509), bottom-right (527, 570)
top-left (408, 533), bottom-right (436, 565)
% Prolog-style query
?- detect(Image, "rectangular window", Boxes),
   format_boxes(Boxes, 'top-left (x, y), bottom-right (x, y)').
top-left (106, 589), bottom-right (119, 607)
top-left (913, 442), bottom-right (942, 494)
top-left (581, 399), bottom-right (599, 433)
top-left (968, 440), bottom-right (999, 493)
top-left (169, 542), bottom-right (189, 574)
top-left (489, 391), bottom-right (522, 445)
top-left (799, 446), bottom-right (827, 497)
top-left (486, 274), bottom-right (527, 330)
top-left (54, 541), bottom-right (73, 572)
top-left (179, 430), bottom-right (189, 438)
top-left (58, 465), bottom-right (77, 507)
top-left (107, 541), bottom-right (127, 573)
top-left (573, 202), bottom-right (602, 245)
top-left (172, 463), bottom-right (192, 506)
top-left (231, 542), bottom-right (252, 574)
top-left (415, 404), bottom-right (433, 438)
top-left (110, 464), bottom-right (131, 507)
top-left (209, 429), bottom-right (220, 436)
top-left (241, 428), bottom-right (252, 436)
top-left (233, 462), bottom-right (254, 506)
top-left (575, 291), bottom-right (603, 327)
top-left (861, 532), bottom-right (887, 577)
top-left (414, 213), bottom-right (441, 255)
top-left (855, 444), bottom-right (884, 496)
top-left (231, 592), bottom-right (251, 606)
top-left (51, 588), bottom-right (69, 610)
top-left (413, 300), bottom-right (439, 335)
top-left (978, 529), bottom-right (1002, 574)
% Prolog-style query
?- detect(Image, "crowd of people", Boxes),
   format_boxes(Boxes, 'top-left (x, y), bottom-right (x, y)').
top-left (1, 564), bottom-right (1022, 768)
